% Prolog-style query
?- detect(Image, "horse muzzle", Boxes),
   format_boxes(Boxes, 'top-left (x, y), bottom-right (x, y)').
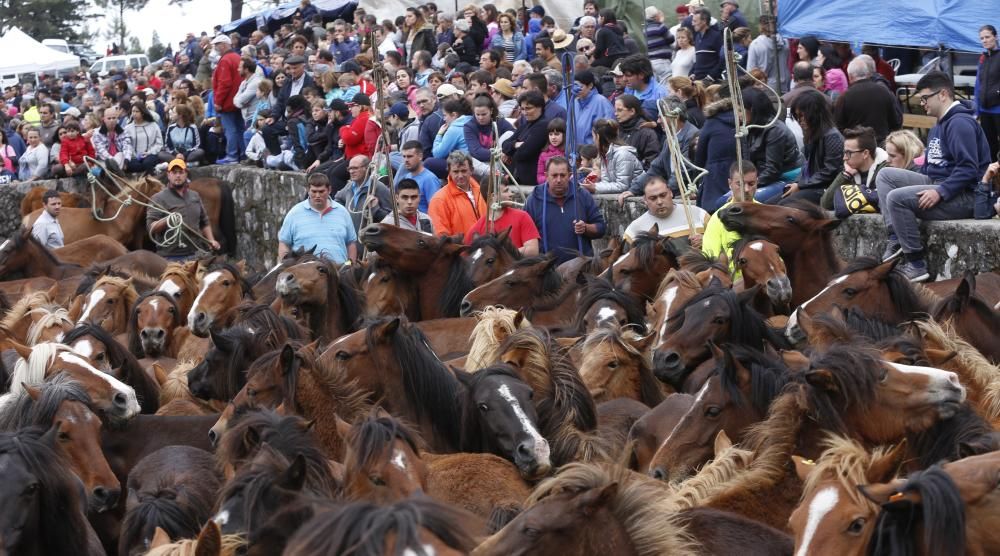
top-left (514, 438), bottom-right (551, 480)
top-left (718, 204), bottom-right (747, 232)
top-left (89, 485), bottom-right (121, 513)
top-left (459, 298), bottom-right (475, 317)
top-left (276, 273), bottom-right (301, 297)
top-left (653, 349), bottom-right (688, 388)
top-left (766, 276), bottom-right (793, 306)
top-left (188, 312), bottom-right (212, 337)
top-left (139, 327), bottom-right (166, 356)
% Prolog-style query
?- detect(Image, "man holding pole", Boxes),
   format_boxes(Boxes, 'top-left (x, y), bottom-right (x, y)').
top-left (623, 176), bottom-right (708, 245)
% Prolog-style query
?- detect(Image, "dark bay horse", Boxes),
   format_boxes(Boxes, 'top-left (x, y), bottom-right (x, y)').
top-left (607, 225), bottom-right (680, 304)
top-left (467, 229), bottom-right (522, 286)
top-left (461, 255), bottom-right (582, 326)
top-left (931, 271), bottom-right (1000, 363)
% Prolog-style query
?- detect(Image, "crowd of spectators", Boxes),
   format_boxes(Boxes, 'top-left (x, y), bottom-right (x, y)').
top-left (1, 0), bottom-right (999, 278)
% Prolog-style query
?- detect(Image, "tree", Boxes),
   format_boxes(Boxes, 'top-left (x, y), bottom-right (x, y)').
top-left (103, 14), bottom-right (130, 53)
top-left (147, 30), bottom-right (166, 60)
top-left (0, 0), bottom-right (94, 42)
top-left (94, 0), bottom-right (150, 48)
top-left (127, 36), bottom-right (143, 54)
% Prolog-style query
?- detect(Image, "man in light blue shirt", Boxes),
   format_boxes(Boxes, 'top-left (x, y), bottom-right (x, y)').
top-left (620, 54), bottom-right (669, 122)
top-left (278, 173), bottom-right (357, 264)
top-left (393, 140), bottom-right (442, 213)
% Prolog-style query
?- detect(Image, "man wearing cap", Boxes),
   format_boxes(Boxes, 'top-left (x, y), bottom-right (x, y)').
top-left (31, 190), bottom-right (64, 249)
top-left (720, 1), bottom-right (749, 33)
top-left (263, 54), bottom-right (315, 153)
top-left (211, 34), bottom-right (244, 164)
top-left (340, 93), bottom-right (379, 161)
top-left (146, 158), bottom-right (220, 260)
top-left (490, 79), bottom-right (518, 119)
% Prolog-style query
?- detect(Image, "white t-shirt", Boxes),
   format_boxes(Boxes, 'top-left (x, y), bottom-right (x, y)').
top-left (624, 205), bottom-right (710, 243)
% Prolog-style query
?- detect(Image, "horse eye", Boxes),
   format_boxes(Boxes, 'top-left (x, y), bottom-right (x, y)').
top-left (608, 361), bottom-right (619, 369)
top-left (369, 475), bottom-right (386, 486)
top-left (786, 216), bottom-right (797, 223)
top-left (705, 406), bottom-right (722, 418)
top-left (879, 367), bottom-right (889, 383)
top-left (335, 350), bottom-right (351, 361)
top-left (417, 240), bottom-right (427, 247)
top-left (504, 280), bottom-right (515, 287)
top-left (843, 287), bottom-right (857, 297)
top-left (318, 266), bottom-right (328, 274)
top-left (522, 527), bottom-right (540, 539)
top-left (478, 403), bottom-right (489, 412)
top-left (222, 280), bottom-right (232, 286)
top-left (737, 258), bottom-right (748, 266)
top-left (379, 275), bottom-right (390, 283)
top-left (23, 483), bottom-right (39, 495)
top-left (106, 298), bottom-right (114, 304)
top-left (847, 517), bottom-right (867, 535)
top-left (168, 306), bottom-right (176, 313)
top-left (172, 292), bottom-right (181, 298)
top-left (247, 388), bottom-right (257, 398)
top-left (95, 352), bottom-right (106, 361)
top-left (486, 258), bottom-right (495, 265)
top-left (712, 317), bottom-right (726, 325)
top-left (58, 431), bottom-right (70, 442)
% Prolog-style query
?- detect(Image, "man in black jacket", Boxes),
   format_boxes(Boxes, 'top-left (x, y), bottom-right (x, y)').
top-left (262, 55), bottom-right (316, 153)
top-left (835, 56), bottom-right (903, 144)
top-left (690, 9), bottom-right (723, 81)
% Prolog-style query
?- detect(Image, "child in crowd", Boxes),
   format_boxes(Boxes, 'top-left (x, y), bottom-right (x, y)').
top-left (245, 110), bottom-right (272, 166)
top-left (58, 122), bottom-right (95, 176)
top-left (537, 117), bottom-right (566, 184)
top-left (578, 144), bottom-right (599, 183)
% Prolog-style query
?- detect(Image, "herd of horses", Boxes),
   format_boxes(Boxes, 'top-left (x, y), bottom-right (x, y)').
top-left (0, 185), bottom-right (998, 555)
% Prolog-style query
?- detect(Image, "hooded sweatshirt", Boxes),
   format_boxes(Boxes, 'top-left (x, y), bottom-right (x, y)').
top-left (923, 102), bottom-right (991, 201)
top-left (524, 183), bottom-right (606, 263)
top-left (432, 114), bottom-right (473, 159)
top-left (573, 89), bottom-right (615, 147)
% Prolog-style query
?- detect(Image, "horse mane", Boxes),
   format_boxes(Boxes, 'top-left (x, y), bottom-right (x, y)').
top-left (439, 236), bottom-right (475, 317)
top-left (286, 345), bottom-right (371, 424)
top-left (839, 257), bottom-right (933, 322)
top-left (469, 232), bottom-right (522, 262)
top-left (346, 409), bottom-right (424, 474)
top-left (217, 444), bottom-right (317, 533)
top-left (802, 434), bottom-right (895, 513)
top-left (234, 303), bottom-right (306, 341)
top-left (905, 404), bottom-right (998, 469)
top-left (3, 342), bottom-right (70, 410)
top-left (666, 440), bottom-right (757, 509)
top-left (668, 285), bottom-right (790, 351)
top-left (582, 327), bottom-right (663, 407)
top-left (217, 407), bottom-right (338, 497)
top-left (628, 231), bottom-right (676, 270)
top-left (25, 304), bottom-right (73, 346)
top-left (911, 319), bottom-right (1000, 421)
top-left (15, 228), bottom-right (81, 270)
top-left (145, 531), bottom-right (246, 556)
top-left (158, 359), bottom-right (199, 409)
top-left (127, 291), bottom-right (181, 358)
top-left (0, 374), bottom-right (91, 432)
top-left (120, 489), bottom-right (205, 555)
top-left (0, 427), bottom-right (93, 554)
top-left (517, 255), bottom-right (565, 300)
top-left (91, 274), bottom-right (140, 310)
top-left (802, 346), bottom-right (882, 434)
top-left (465, 306), bottom-right (530, 372)
top-left (781, 199), bottom-right (842, 271)
top-left (368, 318), bottom-right (463, 449)
top-left (63, 322), bottom-right (160, 413)
top-left (838, 307), bottom-right (905, 343)
top-left (717, 344), bottom-right (792, 415)
top-left (286, 497), bottom-right (479, 556)
top-left (0, 291), bottom-right (54, 330)
top-left (653, 268), bottom-right (703, 303)
top-left (575, 275), bottom-right (648, 334)
top-left (73, 265), bottom-right (133, 297)
top-left (207, 261), bottom-right (254, 299)
top-left (678, 248), bottom-right (727, 275)
top-left (868, 465), bottom-right (966, 556)
top-left (931, 280), bottom-right (1000, 329)
top-left (527, 462), bottom-right (698, 556)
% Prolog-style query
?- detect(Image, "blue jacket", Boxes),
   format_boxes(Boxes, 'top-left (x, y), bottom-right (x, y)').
top-left (418, 109), bottom-right (445, 159)
top-left (923, 102), bottom-right (991, 201)
top-left (694, 98), bottom-right (742, 210)
top-left (464, 118), bottom-right (515, 162)
top-left (524, 183), bottom-right (607, 263)
top-left (691, 25), bottom-right (724, 80)
top-left (625, 79), bottom-right (669, 123)
top-left (331, 40), bottom-right (360, 64)
top-left (432, 115), bottom-right (472, 158)
top-left (573, 90), bottom-right (615, 147)
top-left (490, 31), bottom-right (527, 61)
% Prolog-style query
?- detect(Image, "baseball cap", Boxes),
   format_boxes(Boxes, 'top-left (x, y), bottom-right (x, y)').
top-left (167, 158), bottom-right (188, 171)
top-left (645, 6), bottom-right (660, 19)
top-left (608, 63), bottom-right (624, 76)
top-left (61, 107), bottom-right (82, 118)
top-left (211, 34), bottom-right (231, 45)
top-left (348, 93), bottom-right (371, 106)
top-left (328, 98), bottom-right (349, 113)
top-left (388, 102), bottom-right (409, 119)
top-left (436, 83), bottom-right (464, 99)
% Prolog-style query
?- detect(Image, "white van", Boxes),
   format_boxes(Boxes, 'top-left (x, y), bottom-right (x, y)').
top-left (42, 38), bottom-right (71, 53)
top-left (88, 54), bottom-right (150, 76)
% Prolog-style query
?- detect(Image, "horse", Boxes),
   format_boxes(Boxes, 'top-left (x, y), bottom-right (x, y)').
top-left (0, 342), bottom-right (142, 425)
top-left (464, 306), bottom-right (529, 371)
top-left (144, 521), bottom-right (245, 556)
top-left (119, 446), bottom-right (222, 556)
top-left (730, 235), bottom-right (793, 316)
top-left (0, 228), bottom-right (83, 280)
top-left (931, 271), bottom-right (1000, 363)
top-left (155, 260), bottom-right (201, 318)
top-left (187, 262), bottom-right (253, 337)
top-left (20, 186), bottom-right (90, 215)
top-left (0, 290), bottom-right (74, 345)
top-left (127, 291), bottom-right (184, 359)
top-left (69, 275), bottom-right (139, 336)
top-left (861, 450), bottom-right (1000, 556)
top-left (577, 326), bottom-right (663, 406)
top-left (461, 255), bottom-right (581, 326)
top-left (467, 229), bottom-right (522, 286)
top-left (360, 224), bottom-right (473, 320)
top-left (607, 225), bottom-right (680, 304)
top-left (62, 323), bottom-right (162, 414)
top-left (273, 254), bottom-right (365, 341)
top-left (0, 427), bottom-right (105, 555)
top-left (285, 497), bottom-right (479, 556)
top-left (570, 273), bottom-right (648, 336)
top-left (653, 283), bottom-right (788, 391)
top-left (629, 393), bottom-right (695, 472)
top-left (647, 343), bottom-right (792, 483)
top-left (646, 269), bottom-right (718, 353)
top-left (718, 200), bottom-right (844, 306)
top-left (785, 257), bottom-right (936, 345)
top-left (473, 462), bottom-right (698, 556)
top-left (0, 375), bottom-right (122, 514)
top-left (343, 409), bottom-right (428, 503)
top-left (360, 255), bottom-right (418, 321)
top-left (788, 435), bottom-right (908, 556)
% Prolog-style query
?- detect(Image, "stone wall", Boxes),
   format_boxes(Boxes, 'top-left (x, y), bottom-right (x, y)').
top-left (3, 168), bottom-right (999, 281)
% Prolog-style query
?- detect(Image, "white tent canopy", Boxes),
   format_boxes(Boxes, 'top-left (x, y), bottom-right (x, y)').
top-left (0, 27), bottom-right (80, 75)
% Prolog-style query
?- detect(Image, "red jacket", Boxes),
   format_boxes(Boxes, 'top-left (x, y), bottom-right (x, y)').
top-left (339, 110), bottom-right (380, 159)
top-left (59, 135), bottom-right (95, 165)
top-left (212, 50), bottom-right (243, 112)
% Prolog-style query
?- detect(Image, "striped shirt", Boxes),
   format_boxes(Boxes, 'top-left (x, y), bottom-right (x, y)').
top-left (278, 199), bottom-right (357, 264)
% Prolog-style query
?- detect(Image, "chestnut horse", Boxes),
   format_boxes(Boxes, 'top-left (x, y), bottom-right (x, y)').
top-left (187, 262), bottom-right (252, 337)
top-left (126, 291), bottom-right (184, 359)
top-left (361, 256), bottom-right (418, 321)
top-left (577, 326), bottom-right (663, 406)
top-left (155, 260), bottom-right (201, 318)
top-left (931, 271), bottom-right (1000, 363)
top-left (360, 224), bottom-right (473, 320)
top-left (461, 255), bottom-right (581, 326)
top-left (273, 254), bottom-right (365, 341)
top-left (731, 235), bottom-right (793, 316)
top-left (61, 323), bottom-right (161, 415)
top-left (607, 225), bottom-right (680, 304)
top-left (0, 290), bottom-right (74, 345)
top-left (718, 200), bottom-right (844, 306)
top-left (20, 186), bottom-right (90, 215)
top-left (69, 275), bottom-right (138, 336)
top-left (344, 409), bottom-right (428, 504)
top-left (467, 229), bottom-right (522, 287)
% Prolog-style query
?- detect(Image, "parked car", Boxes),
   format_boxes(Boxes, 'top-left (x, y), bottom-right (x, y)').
top-left (69, 43), bottom-right (100, 66)
top-left (41, 38), bottom-right (71, 53)
top-left (88, 54), bottom-right (150, 76)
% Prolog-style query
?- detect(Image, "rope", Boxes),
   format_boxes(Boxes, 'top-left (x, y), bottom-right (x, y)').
top-left (657, 98), bottom-right (707, 236)
top-left (561, 51), bottom-right (583, 253)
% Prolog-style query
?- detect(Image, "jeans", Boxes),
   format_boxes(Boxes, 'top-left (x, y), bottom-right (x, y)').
top-left (218, 111), bottom-right (245, 160)
top-left (875, 167), bottom-right (975, 255)
top-left (713, 182), bottom-right (787, 212)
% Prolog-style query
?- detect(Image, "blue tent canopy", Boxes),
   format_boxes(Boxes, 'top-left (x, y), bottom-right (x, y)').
top-left (221, 0), bottom-right (357, 34)
top-left (777, 0), bottom-right (992, 53)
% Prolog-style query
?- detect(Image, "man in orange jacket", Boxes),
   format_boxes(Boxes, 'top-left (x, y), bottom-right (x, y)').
top-left (428, 151), bottom-right (487, 236)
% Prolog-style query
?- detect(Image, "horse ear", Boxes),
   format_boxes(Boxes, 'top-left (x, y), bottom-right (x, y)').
top-left (819, 218), bottom-right (843, 232)
top-left (375, 317), bottom-right (402, 340)
top-left (792, 455), bottom-right (816, 482)
top-left (629, 332), bottom-right (655, 352)
top-left (194, 520), bottom-right (222, 556)
top-left (794, 307), bottom-right (817, 340)
top-left (707, 340), bottom-right (725, 362)
top-left (804, 368), bottom-right (838, 392)
top-left (24, 383), bottom-right (42, 401)
top-left (374, 406), bottom-right (392, 419)
top-left (717, 249), bottom-right (729, 270)
top-left (866, 438), bottom-right (908, 484)
top-left (736, 284), bottom-right (761, 305)
top-left (243, 424), bottom-right (261, 448)
top-left (183, 259), bottom-right (200, 276)
top-left (9, 340), bottom-right (31, 362)
top-left (555, 336), bottom-right (583, 350)
top-left (235, 260), bottom-right (247, 274)
top-left (279, 344), bottom-right (297, 374)
top-left (209, 328), bottom-right (226, 350)
top-left (713, 430), bottom-right (733, 455)
top-left (67, 295), bottom-right (85, 322)
top-left (45, 282), bottom-right (59, 302)
top-left (575, 482), bottom-right (618, 517)
top-left (871, 258), bottom-right (900, 280)
top-left (149, 527), bottom-right (172, 548)
top-left (707, 275), bottom-right (723, 289)
top-left (152, 362), bottom-right (169, 387)
top-left (513, 309), bottom-right (526, 329)
top-left (923, 348), bottom-right (958, 367)
top-left (646, 223), bottom-right (660, 237)
top-left (278, 454), bottom-right (308, 491)
top-left (335, 415), bottom-right (352, 440)
top-left (857, 481), bottom-right (909, 506)
top-left (496, 227), bottom-right (511, 244)
top-left (957, 271), bottom-right (976, 303)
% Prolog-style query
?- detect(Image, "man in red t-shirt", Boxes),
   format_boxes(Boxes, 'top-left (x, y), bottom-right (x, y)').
top-left (465, 183), bottom-right (540, 256)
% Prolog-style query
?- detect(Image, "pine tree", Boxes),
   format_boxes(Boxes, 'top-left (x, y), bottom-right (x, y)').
top-left (147, 30), bottom-right (166, 60)
top-left (0, 0), bottom-right (94, 42)
top-left (94, 0), bottom-right (151, 48)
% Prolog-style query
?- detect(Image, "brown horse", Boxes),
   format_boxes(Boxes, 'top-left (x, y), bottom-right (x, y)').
top-left (360, 256), bottom-right (418, 321)
top-left (607, 225), bottom-right (679, 304)
top-left (577, 326), bottom-right (663, 406)
top-left (273, 255), bottom-right (364, 341)
top-left (931, 271), bottom-right (1000, 363)
top-left (343, 409), bottom-right (428, 504)
top-left (788, 435), bottom-right (907, 556)
top-left (155, 260), bottom-right (201, 318)
top-left (187, 262), bottom-right (252, 337)
top-left (0, 228), bottom-right (83, 280)
top-left (68, 275), bottom-right (138, 336)
top-left (20, 186), bottom-right (90, 215)
top-left (0, 289), bottom-right (74, 345)
top-left (127, 291), bottom-right (184, 359)
top-left (570, 274), bottom-right (648, 336)
top-left (360, 224), bottom-right (473, 320)
top-left (628, 393), bottom-right (695, 472)
top-left (461, 255), bottom-right (581, 326)
top-left (731, 236), bottom-right (793, 316)
top-left (646, 269), bottom-right (717, 353)
top-left (718, 200), bottom-right (844, 306)
top-left (467, 229), bottom-right (522, 286)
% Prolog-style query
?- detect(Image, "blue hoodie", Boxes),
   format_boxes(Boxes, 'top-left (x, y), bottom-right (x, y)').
top-left (524, 183), bottom-right (607, 263)
top-left (923, 102), bottom-right (990, 201)
top-left (432, 114), bottom-right (473, 159)
top-left (572, 89), bottom-right (615, 147)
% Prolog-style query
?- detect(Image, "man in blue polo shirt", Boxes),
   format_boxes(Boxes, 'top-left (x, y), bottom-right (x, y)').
top-left (393, 140), bottom-right (442, 212)
top-left (278, 172), bottom-right (357, 264)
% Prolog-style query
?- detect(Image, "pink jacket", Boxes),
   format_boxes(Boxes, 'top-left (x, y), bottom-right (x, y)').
top-left (536, 144), bottom-right (565, 184)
